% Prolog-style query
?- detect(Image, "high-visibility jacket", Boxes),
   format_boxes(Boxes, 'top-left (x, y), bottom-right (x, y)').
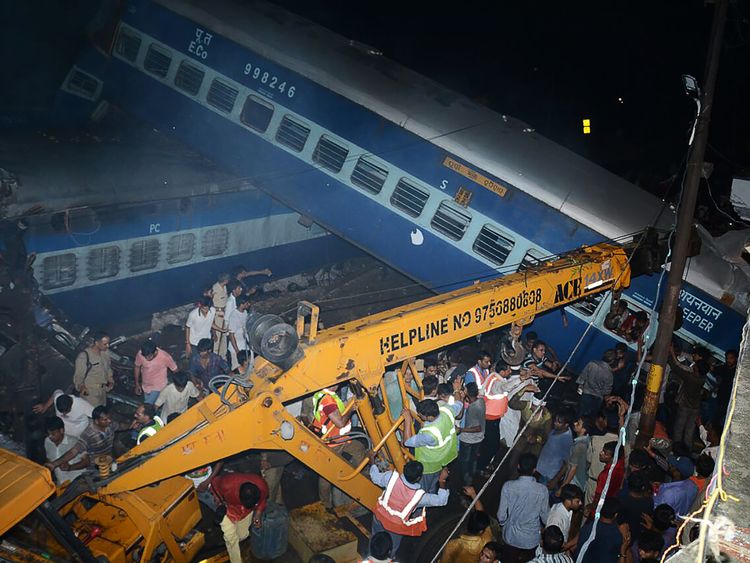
top-left (136, 415), bottom-right (164, 444)
top-left (482, 372), bottom-right (509, 420)
top-left (415, 411), bottom-right (457, 474)
top-left (372, 471), bottom-right (427, 537)
top-left (466, 365), bottom-right (489, 390)
top-left (312, 389), bottom-right (351, 440)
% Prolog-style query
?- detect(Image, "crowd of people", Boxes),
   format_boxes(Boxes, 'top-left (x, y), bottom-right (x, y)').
top-left (360, 324), bottom-right (735, 563)
top-left (28, 267), bottom-right (738, 563)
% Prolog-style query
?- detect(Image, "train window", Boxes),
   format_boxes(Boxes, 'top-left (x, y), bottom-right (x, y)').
top-left (241, 95), bottom-right (274, 133)
top-left (174, 60), bottom-right (205, 96)
top-left (390, 178), bottom-right (429, 217)
top-left (207, 79), bottom-right (239, 113)
top-left (167, 233), bottom-right (196, 264)
top-left (129, 239), bottom-right (160, 272)
top-left (351, 156), bottom-right (388, 194)
top-left (42, 254), bottom-right (77, 290)
top-left (87, 246), bottom-right (120, 281)
top-left (201, 227), bottom-right (229, 257)
top-left (432, 201), bottom-right (472, 241)
top-left (312, 135), bottom-right (349, 173)
top-left (275, 115), bottom-right (310, 152)
top-left (569, 293), bottom-right (604, 317)
top-left (473, 224), bottom-right (515, 264)
top-left (115, 27), bottom-right (142, 62)
top-left (144, 43), bottom-right (172, 78)
top-left (519, 248), bottom-right (548, 271)
top-left (604, 298), bottom-right (650, 342)
top-left (66, 70), bottom-right (100, 99)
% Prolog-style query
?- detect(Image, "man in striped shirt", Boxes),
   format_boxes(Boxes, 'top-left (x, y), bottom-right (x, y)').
top-left (529, 526), bottom-right (573, 563)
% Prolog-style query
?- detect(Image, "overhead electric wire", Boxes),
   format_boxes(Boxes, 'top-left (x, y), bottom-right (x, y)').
top-left (429, 227), bottom-right (655, 563)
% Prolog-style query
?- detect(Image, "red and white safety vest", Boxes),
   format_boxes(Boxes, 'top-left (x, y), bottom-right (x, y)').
top-left (372, 471), bottom-right (428, 537)
top-left (482, 372), bottom-right (509, 420)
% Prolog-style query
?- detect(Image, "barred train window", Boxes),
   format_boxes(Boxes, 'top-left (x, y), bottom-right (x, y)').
top-left (351, 156), bottom-right (388, 195)
top-left (207, 79), bottom-right (239, 113)
top-left (115, 28), bottom-right (142, 62)
top-left (201, 228), bottom-right (229, 257)
top-left (42, 254), bottom-right (77, 289)
top-left (390, 178), bottom-right (429, 217)
top-left (66, 70), bottom-right (99, 99)
top-left (129, 239), bottom-right (160, 272)
top-left (241, 95), bottom-right (274, 132)
top-left (275, 115), bottom-right (310, 152)
top-left (174, 60), bottom-right (205, 96)
top-left (431, 201), bottom-right (472, 241)
top-left (519, 248), bottom-right (548, 271)
top-left (312, 135), bottom-right (349, 173)
top-left (87, 246), bottom-right (120, 280)
top-left (167, 233), bottom-right (195, 264)
top-left (473, 225), bottom-right (515, 265)
top-left (144, 43), bottom-right (172, 78)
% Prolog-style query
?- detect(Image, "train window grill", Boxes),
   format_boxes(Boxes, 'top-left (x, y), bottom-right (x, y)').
top-left (129, 239), bottom-right (160, 272)
top-left (42, 254), bottom-right (76, 290)
top-left (473, 224), bottom-right (515, 264)
top-left (167, 233), bottom-right (196, 264)
top-left (351, 156), bottom-right (388, 194)
top-left (570, 293), bottom-right (604, 317)
top-left (115, 27), bottom-right (142, 62)
top-left (66, 70), bottom-right (99, 99)
top-left (87, 246), bottom-right (120, 281)
top-left (390, 178), bottom-right (429, 217)
top-left (207, 79), bottom-right (238, 113)
top-left (432, 201), bottom-right (472, 241)
top-left (312, 135), bottom-right (349, 174)
top-left (144, 43), bottom-right (172, 78)
top-left (240, 95), bottom-right (274, 132)
top-left (174, 60), bottom-right (205, 96)
top-left (201, 227), bottom-right (229, 257)
top-left (275, 115), bottom-right (310, 152)
top-left (519, 248), bottom-right (547, 271)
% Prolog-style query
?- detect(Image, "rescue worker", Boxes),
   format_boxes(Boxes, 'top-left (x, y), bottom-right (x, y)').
top-left (210, 471), bottom-right (268, 563)
top-left (478, 367), bottom-right (510, 470)
top-left (464, 351), bottom-right (492, 392)
top-left (133, 403), bottom-right (164, 445)
top-left (73, 331), bottom-right (114, 408)
top-left (312, 386), bottom-right (366, 509)
top-left (369, 455), bottom-right (449, 555)
top-left (402, 399), bottom-right (457, 492)
top-left (212, 273), bottom-right (231, 355)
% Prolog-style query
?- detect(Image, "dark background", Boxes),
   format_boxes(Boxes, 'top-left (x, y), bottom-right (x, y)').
top-left (3, 0), bottom-right (749, 231)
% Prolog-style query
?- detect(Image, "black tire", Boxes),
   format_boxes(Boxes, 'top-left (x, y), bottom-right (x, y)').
top-left (260, 323), bottom-right (299, 364)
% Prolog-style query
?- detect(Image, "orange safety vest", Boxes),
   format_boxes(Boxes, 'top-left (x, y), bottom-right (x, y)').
top-left (467, 365), bottom-right (488, 390)
top-left (482, 372), bottom-right (509, 420)
top-left (312, 389), bottom-right (351, 441)
top-left (372, 471), bottom-right (428, 537)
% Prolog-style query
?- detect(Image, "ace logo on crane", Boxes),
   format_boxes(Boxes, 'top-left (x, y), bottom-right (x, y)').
top-left (553, 278), bottom-right (582, 304)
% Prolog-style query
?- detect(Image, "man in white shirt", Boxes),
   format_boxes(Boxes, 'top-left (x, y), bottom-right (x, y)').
top-left (546, 484), bottom-right (583, 547)
top-left (185, 297), bottom-right (216, 357)
top-left (155, 371), bottom-right (201, 422)
top-left (227, 295), bottom-right (251, 370)
top-left (224, 281), bottom-right (243, 324)
top-left (44, 416), bottom-right (87, 484)
top-left (33, 390), bottom-right (94, 438)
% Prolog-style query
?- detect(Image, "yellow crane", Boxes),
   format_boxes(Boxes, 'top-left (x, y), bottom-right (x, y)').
top-left (1, 237), bottom-right (658, 562)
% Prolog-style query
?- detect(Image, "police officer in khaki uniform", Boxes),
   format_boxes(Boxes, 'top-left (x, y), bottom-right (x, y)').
top-left (73, 331), bottom-right (114, 407)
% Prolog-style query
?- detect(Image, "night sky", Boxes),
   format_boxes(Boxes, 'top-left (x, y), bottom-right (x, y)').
top-left (3, 0), bottom-right (749, 231)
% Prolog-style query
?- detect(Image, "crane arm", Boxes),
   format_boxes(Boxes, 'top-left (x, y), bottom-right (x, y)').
top-left (102, 242), bottom-right (631, 498)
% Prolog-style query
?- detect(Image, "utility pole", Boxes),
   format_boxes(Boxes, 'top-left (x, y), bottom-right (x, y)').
top-left (636, 0), bottom-right (728, 447)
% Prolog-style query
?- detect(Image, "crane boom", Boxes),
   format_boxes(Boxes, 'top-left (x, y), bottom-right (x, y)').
top-left (100, 242), bottom-right (631, 509)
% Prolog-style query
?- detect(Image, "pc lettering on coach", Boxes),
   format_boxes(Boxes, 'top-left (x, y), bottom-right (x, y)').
top-left (679, 289), bottom-right (722, 334)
